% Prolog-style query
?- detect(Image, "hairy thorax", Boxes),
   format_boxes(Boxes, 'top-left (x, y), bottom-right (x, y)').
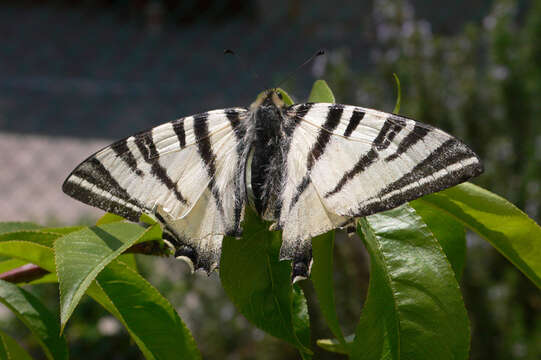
top-left (246, 92), bottom-right (287, 220)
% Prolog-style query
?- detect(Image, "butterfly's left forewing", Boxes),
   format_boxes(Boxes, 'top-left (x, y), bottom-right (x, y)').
top-left (277, 103), bottom-right (482, 279)
top-left (63, 108), bottom-right (251, 272)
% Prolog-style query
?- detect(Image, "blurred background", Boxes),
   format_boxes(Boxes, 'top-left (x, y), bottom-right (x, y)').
top-left (0, 0), bottom-right (540, 359)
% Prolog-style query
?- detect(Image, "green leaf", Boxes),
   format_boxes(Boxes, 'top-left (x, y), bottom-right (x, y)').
top-left (276, 88), bottom-right (295, 106)
top-left (117, 253), bottom-right (138, 271)
top-left (392, 73), bottom-right (401, 114)
top-left (410, 201), bottom-right (466, 280)
top-left (352, 205), bottom-right (470, 360)
top-left (89, 261), bottom-right (201, 360)
top-left (25, 273), bottom-right (58, 285)
top-left (0, 280), bottom-right (68, 360)
top-left (0, 259), bottom-right (28, 274)
top-left (0, 231), bottom-right (59, 283)
top-left (0, 232), bottom-right (58, 282)
top-left (139, 213), bottom-right (158, 226)
top-left (417, 182), bottom-right (541, 288)
top-left (308, 80), bottom-right (335, 103)
top-left (317, 334), bottom-right (354, 355)
top-left (0, 231), bottom-right (61, 248)
top-left (0, 329), bottom-right (33, 360)
top-left (220, 207), bottom-right (312, 356)
top-left (0, 223), bottom-right (198, 359)
top-left (0, 232), bottom-right (59, 273)
top-left (311, 231), bottom-right (344, 344)
top-left (96, 213), bottom-right (125, 225)
top-left (55, 222), bottom-right (161, 330)
top-left (40, 226), bottom-right (86, 235)
top-left (0, 222), bottom-right (42, 235)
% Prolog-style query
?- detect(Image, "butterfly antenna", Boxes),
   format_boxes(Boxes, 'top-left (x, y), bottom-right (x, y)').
top-left (275, 49), bottom-right (325, 90)
top-left (224, 49), bottom-right (260, 81)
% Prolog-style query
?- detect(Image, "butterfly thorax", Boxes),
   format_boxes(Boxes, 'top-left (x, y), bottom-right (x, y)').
top-left (246, 91), bottom-right (287, 220)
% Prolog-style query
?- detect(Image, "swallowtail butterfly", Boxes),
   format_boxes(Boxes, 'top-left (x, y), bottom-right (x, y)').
top-left (63, 89), bottom-right (483, 282)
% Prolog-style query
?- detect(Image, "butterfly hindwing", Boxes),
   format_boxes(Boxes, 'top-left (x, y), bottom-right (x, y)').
top-left (277, 103), bottom-right (482, 278)
top-left (63, 108), bottom-right (250, 272)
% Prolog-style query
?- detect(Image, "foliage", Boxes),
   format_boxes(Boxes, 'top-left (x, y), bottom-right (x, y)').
top-left (317, 1), bottom-right (541, 358)
top-left (0, 81), bottom-right (540, 360)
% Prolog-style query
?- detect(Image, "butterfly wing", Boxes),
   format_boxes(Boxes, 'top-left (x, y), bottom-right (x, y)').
top-left (278, 103), bottom-right (482, 280)
top-left (63, 108), bottom-right (250, 272)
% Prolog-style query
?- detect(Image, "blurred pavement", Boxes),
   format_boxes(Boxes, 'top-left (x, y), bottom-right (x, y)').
top-left (0, 132), bottom-right (108, 223)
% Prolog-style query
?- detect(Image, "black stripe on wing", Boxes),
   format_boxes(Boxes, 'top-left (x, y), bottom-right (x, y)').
top-left (385, 123), bottom-right (430, 162)
top-left (379, 139), bottom-right (480, 198)
top-left (324, 148), bottom-right (379, 198)
top-left (290, 104), bottom-right (344, 211)
top-left (352, 139), bottom-right (483, 217)
top-left (62, 157), bottom-right (144, 221)
top-left (63, 180), bottom-right (141, 221)
top-left (343, 109), bottom-right (365, 137)
top-left (372, 117), bottom-right (406, 151)
top-left (172, 118), bottom-right (187, 148)
top-left (134, 131), bottom-right (188, 205)
top-left (274, 103), bottom-right (314, 222)
top-left (111, 139), bottom-right (144, 177)
top-left (307, 104), bottom-right (344, 170)
top-left (193, 112), bottom-right (225, 217)
top-left (226, 109), bottom-right (248, 236)
top-left (324, 114), bottom-right (411, 198)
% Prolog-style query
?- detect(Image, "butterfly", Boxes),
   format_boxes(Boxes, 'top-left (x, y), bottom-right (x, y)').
top-left (63, 89), bottom-right (483, 282)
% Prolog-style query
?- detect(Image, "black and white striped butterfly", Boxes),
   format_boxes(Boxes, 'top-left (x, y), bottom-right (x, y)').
top-left (63, 89), bottom-right (483, 281)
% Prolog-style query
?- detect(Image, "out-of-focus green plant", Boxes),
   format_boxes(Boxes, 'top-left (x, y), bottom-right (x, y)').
top-left (0, 80), bottom-right (540, 360)
top-left (319, 1), bottom-right (541, 359)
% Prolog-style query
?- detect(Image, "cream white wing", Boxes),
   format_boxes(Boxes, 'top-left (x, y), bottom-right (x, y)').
top-left (277, 103), bottom-right (482, 279)
top-left (63, 108), bottom-right (250, 272)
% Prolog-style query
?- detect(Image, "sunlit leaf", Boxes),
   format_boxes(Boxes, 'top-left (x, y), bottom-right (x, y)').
top-left (55, 222), bottom-right (161, 330)
top-left (0, 258), bottom-right (28, 274)
top-left (308, 80), bottom-right (336, 103)
top-left (0, 231), bottom-right (60, 248)
top-left (117, 253), bottom-right (138, 271)
top-left (418, 182), bottom-right (541, 288)
top-left (316, 334), bottom-right (354, 355)
top-left (0, 231), bottom-right (60, 273)
top-left (0, 222), bottom-right (42, 235)
top-left (352, 205), bottom-right (470, 360)
top-left (276, 88), bottom-right (295, 106)
top-left (88, 261), bottom-right (201, 360)
top-left (39, 226), bottom-right (85, 235)
top-left (96, 213), bottom-right (125, 225)
top-left (410, 201), bottom-right (466, 280)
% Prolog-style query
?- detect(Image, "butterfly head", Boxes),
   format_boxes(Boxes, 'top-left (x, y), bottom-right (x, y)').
top-left (250, 89), bottom-right (286, 111)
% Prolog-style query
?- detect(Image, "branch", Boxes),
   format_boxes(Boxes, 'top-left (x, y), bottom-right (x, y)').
top-left (0, 264), bottom-right (50, 283)
top-left (0, 240), bottom-right (169, 284)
